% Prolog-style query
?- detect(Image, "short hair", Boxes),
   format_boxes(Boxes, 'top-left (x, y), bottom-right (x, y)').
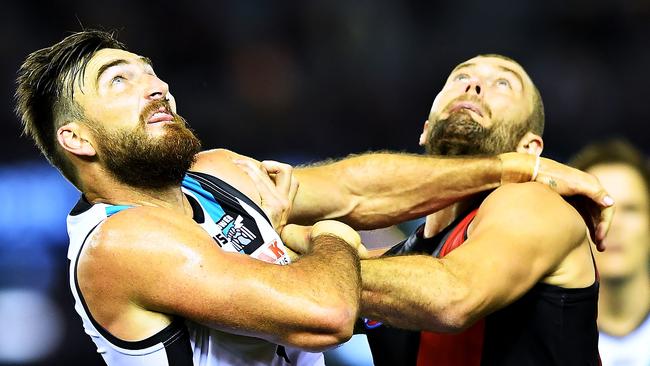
top-left (15, 30), bottom-right (126, 186)
top-left (570, 139), bottom-right (650, 203)
top-left (478, 54), bottom-right (545, 137)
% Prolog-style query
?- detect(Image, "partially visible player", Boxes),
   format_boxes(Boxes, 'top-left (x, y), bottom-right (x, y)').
top-left (355, 54), bottom-right (603, 365)
top-left (571, 140), bottom-right (650, 366)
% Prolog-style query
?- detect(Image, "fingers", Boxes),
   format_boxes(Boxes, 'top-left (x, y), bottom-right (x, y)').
top-left (235, 159), bottom-right (284, 206)
top-left (281, 223), bottom-right (369, 260)
top-left (593, 188), bottom-right (615, 208)
top-left (311, 220), bottom-right (361, 245)
top-left (535, 157), bottom-right (616, 250)
top-left (537, 158), bottom-right (616, 208)
top-left (579, 173), bottom-right (615, 208)
top-left (261, 160), bottom-right (294, 198)
top-left (590, 185), bottom-right (614, 251)
top-left (357, 243), bottom-right (370, 259)
top-left (566, 172), bottom-right (614, 250)
top-left (311, 220), bottom-right (365, 258)
top-left (262, 160), bottom-right (300, 226)
top-left (234, 159), bottom-right (288, 231)
top-left (283, 246), bottom-right (300, 262)
top-left (281, 224), bottom-right (312, 255)
top-left (595, 205), bottom-right (615, 252)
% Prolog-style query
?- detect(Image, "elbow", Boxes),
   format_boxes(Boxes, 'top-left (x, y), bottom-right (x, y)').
top-left (285, 300), bottom-right (358, 351)
top-left (325, 301), bottom-right (358, 342)
top-left (421, 282), bottom-right (479, 333)
top-left (312, 300), bottom-right (358, 347)
top-left (436, 306), bottom-right (476, 333)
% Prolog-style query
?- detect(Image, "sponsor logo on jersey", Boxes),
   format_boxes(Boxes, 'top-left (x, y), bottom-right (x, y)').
top-left (254, 239), bottom-right (290, 265)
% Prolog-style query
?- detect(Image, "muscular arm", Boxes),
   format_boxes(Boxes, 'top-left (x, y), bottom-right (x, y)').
top-left (81, 207), bottom-right (360, 351)
top-left (192, 149), bottom-right (613, 247)
top-left (359, 182), bottom-right (589, 332)
top-left (291, 153), bottom-right (507, 228)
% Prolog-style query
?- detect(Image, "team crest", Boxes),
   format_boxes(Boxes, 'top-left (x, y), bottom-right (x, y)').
top-left (214, 214), bottom-right (257, 251)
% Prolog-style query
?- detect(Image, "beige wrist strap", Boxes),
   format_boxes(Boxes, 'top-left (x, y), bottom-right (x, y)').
top-left (498, 153), bottom-right (537, 184)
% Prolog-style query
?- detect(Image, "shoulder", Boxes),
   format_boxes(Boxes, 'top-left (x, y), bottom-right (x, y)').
top-left (475, 182), bottom-right (587, 243)
top-left (482, 182), bottom-right (579, 215)
top-left (192, 148), bottom-right (243, 175)
top-left (190, 149), bottom-right (261, 204)
top-left (83, 206), bottom-right (211, 266)
top-left (76, 206), bottom-right (215, 303)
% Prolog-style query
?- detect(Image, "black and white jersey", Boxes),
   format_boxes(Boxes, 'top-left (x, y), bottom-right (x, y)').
top-left (67, 171), bottom-right (324, 366)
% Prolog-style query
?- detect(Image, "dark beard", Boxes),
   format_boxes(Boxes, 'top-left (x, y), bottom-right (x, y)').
top-left (91, 114), bottom-right (202, 190)
top-left (425, 110), bottom-right (524, 156)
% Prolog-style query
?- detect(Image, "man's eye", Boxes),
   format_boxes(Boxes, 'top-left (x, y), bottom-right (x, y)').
top-left (496, 78), bottom-right (511, 88)
top-left (454, 74), bottom-right (470, 82)
top-left (111, 75), bottom-right (125, 84)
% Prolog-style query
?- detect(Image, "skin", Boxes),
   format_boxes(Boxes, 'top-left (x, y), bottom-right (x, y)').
top-left (60, 49), bottom-right (363, 351)
top-left (359, 56), bottom-right (597, 331)
top-left (587, 164), bottom-right (650, 337)
top-left (53, 49), bottom-right (610, 350)
top-left (425, 55), bottom-right (533, 132)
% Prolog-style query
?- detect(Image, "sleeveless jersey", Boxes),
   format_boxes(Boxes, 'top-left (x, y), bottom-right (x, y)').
top-left (367, 207), bottom-right (601, 366)
top-left (66, 171), bottom-right (324, 366)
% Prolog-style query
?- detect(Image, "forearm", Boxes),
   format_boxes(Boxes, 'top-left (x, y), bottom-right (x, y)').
top-left (360, 255), bottom-right (472, 332)
top-left (266, 234), bottom-right (361, 349)
top-left (293, 234), bottom-right (362, 315)
top-left (292, 152), bottom-right (535, 229)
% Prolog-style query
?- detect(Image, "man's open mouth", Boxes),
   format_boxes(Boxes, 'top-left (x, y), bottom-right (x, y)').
top-left (147, 107), bottom-right (174, 123)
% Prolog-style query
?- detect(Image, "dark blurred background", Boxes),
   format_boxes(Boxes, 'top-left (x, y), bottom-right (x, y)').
top-left (0, 0), bottom-right (648, 364)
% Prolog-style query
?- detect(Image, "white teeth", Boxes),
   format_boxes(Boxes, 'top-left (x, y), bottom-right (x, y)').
top-left (152, 112), bottom-right (167, 118)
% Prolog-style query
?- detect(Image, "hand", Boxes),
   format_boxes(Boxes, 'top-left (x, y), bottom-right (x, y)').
top-left (234, 159), bottom-right (299, 233)
top-left (535, 157), bottom-right (614, 251)
top-left (499, 152), bottom-right (614, 251)
top-left (280, 224), bottom-right (312, 257)
top-left (281, 222), bottom-right (370, 259)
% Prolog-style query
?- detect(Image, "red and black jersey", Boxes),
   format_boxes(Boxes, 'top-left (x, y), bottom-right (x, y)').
top-left (365, 207), bottom-right (601, 366)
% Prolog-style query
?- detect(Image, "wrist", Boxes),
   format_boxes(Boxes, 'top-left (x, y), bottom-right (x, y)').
top-left (310, 220), bottom-right (361, 248)
top-left (497, 152), bottom-right (536, 184)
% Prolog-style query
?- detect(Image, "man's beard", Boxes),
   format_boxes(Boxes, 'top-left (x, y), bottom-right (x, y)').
top-left (90, 111), bottom-right (202, 190)
top-left (425, 110), bottom-right (526, 156)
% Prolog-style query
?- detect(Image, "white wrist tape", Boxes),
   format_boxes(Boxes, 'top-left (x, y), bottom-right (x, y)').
top-left (531, 155), bottom-right (541, 181)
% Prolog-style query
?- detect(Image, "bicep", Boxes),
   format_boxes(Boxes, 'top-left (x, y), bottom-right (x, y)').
top-left (103, 209), bottom-right (323, 344)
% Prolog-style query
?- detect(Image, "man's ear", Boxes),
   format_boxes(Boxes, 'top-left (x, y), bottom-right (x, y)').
top-left (57, 122), bottom-right (96, 157)
top-left (418, 120), bottom-right (430, 146)
top-left (516, 132), bottom-right (543, 156)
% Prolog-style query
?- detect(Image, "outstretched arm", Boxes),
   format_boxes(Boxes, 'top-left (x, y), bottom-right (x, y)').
top-left (191, 149), bottom-right (613, 248)
top-left (291, 152), bottom-right (613, 246)
top-left (359, 182), bottom-right (590, 332)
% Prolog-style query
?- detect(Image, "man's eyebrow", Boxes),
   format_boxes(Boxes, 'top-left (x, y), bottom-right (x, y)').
top-left (496, 65), bottom-right (524, 89)
top-left (140, 56), bottom-right (153, 67)
top-left (95, 57), bottom-right (153, 86)
top-left (451, 62), bottom-right (473, 73)
top-left (95, 59), bottom-right (129, 86)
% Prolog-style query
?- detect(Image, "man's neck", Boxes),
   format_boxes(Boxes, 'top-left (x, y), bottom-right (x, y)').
top-left (422, 196), bottom-right (482, 239)
top-left (83, 178), bottom-right (191, 217)
top-left (598, 270), bottom-right (650, 337)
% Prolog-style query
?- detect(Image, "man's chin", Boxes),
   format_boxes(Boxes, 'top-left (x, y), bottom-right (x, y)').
top-left (428, 138), bottom-right (477, 156)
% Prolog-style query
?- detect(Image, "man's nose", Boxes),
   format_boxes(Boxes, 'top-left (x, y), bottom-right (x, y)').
top-left (144, 75), bottom-right (169, 100)
top-left (464, 78), bottom-right (482, 95)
